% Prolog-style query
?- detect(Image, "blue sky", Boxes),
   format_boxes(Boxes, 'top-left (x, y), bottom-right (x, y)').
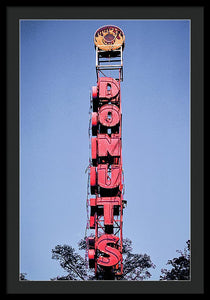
top-left (20, 19), bottom-right (190, 280)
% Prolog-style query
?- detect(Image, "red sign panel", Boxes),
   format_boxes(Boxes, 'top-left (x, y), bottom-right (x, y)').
top-left (88, 73), bottom-right (124, 277)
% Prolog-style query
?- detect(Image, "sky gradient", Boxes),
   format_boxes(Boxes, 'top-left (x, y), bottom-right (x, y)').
top-left (20, 19), bottom-right (190, 280)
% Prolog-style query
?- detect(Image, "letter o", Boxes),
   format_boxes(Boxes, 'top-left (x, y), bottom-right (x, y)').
top-left (98, 104), bottom-right (120, 127)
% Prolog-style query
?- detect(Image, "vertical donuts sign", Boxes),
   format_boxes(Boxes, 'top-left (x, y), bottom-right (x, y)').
top-left (86, 25), bottom-right (126, 279)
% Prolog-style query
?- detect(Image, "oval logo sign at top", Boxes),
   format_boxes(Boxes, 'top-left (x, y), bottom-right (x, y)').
top-left (94, 25), bottom-right (125, 51)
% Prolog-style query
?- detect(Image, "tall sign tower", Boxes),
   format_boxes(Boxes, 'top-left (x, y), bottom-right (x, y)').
top-left (86, 25), bottom-right (126, 280)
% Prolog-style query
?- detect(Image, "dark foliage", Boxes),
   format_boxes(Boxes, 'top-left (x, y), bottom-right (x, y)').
top-left (51, 244), bottom-right (89, 280)
top-left (160, 240), bottom-right (190, 280)
top-left (51, 237), bottom-right (155, 281)
top-left (19, 273), bottom-right (28, 280)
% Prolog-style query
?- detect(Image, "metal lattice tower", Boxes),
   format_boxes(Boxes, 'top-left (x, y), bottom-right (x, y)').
top-left (86, 25), bottom-right (126, 280)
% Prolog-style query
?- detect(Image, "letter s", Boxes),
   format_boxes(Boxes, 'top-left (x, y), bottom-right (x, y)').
top-left (96, 234), bottom-right (121, 267)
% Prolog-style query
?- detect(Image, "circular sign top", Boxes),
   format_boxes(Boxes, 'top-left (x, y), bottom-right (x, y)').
top-left (94, 25), bottom-right (125, 51)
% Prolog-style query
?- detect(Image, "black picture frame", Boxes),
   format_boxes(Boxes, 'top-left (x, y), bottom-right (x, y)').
top-left (6, 5), bottom-right (204, 294)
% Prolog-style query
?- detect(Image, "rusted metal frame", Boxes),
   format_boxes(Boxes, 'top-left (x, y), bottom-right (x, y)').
top-left (97, 47), bottom-right (122, 57)
top-left (113, 219), bottom-right (121, 232)
top-left (97, 65), bottom-right (122, 70)
top-left (99, 59), bottom-right (122, 63)
top-left (92, 50), bottom-right (124, 275)
top-left (96, 215), bottom-right (105, 232)
top-left (118, 70), bottom-right (124, 270)
top-left (97, 68), bottom-right (108, 78)
top-left (94, 203), bottom-right (98, 275)
top-left (96, 46), bottom-right (123, 81)
top-left (119, 70), bottom-right (123, 214)
top-left (96, 211), bottom-right (121, 235)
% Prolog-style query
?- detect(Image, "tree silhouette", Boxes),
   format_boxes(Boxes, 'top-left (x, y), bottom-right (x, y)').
top-left (51, 237), bottom-right (155, 280)
top-left (19, 273), bottom-right (28, 280)
top-left (160, 240), bottom-right (190, 280)
top-left (20, 240), bottom-right (190, 280)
